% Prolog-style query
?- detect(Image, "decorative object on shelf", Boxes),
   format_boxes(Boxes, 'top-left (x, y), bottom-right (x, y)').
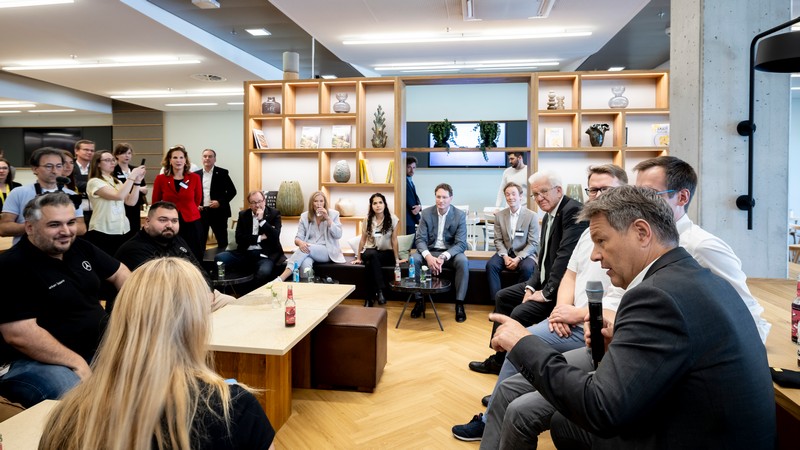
top-left (586, 123), bottom-right (610, 147)
top-left (556, 95), bottom-right (566, 110)
top-left (474, 121), bottom-right (499, 161)
top-left (333, 93), bottom-right (351, 113)
top-left (333, 160), bottom-right (351, 183)
top-left (428, 118), bottom-right (457, 150)
top-left (261, 96), bottom-right (281, 114)
top-left (544, 128), bottom-right (564, 148)
top-left (331, 125), bottom-right (352, 148)
top-left (546, 91), bottom-right (557, 110)
top-left (371, 105), bottom-right (388, 148)
top-left (276, 181), bottom-right (304, 216)
top-left (652, 123), bottom-right (670, 147)
top-left (335, 198), bottom-right (355, 217)
top-left (252, 129), bottom-right (268, 149)
top-left (608, 86), bottom-right (629, 109)
top-left (358, 159), bottom-right (373, 183)
top-left (299, 126), bottom-right (321, 149)
top-left (565, 184), bottom-right (584, 204)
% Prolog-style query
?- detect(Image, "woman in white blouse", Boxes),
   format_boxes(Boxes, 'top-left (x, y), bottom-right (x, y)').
top-left (276, 191), bottom-right (344, 281)
top-left (86, 150), bottom-right (145, 255)
top-left (352, 193), bottom-right (403, 306)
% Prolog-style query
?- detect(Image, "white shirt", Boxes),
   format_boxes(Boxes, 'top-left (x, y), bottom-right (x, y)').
top-left (495, 164), bottom-right (528, 207)
top-left (77, 161), bottom-right (90, 176)
top-left (508, 208), bottom-right (520, 241)
top-left (202, 166), bottom-right (214, 207)
top-left (675, 214), bottom-right (770, 343)
top-left (568, 229), bottom-right (625, 323)
top-left (434, 207), bottom-right (449, 250)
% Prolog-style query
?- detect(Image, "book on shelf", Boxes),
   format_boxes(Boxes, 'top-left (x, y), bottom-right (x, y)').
top-left (385, 160), bottom-right (394, 184)
top-left (543, 127), bottom-right (564, 148)
top-left (252, 128), bottom-right (268, 149)
top-left (652, 123), bottom-right (670, 147)
top-left (331, 125), bottom-right (352, 148)
top-left (358, 159), bottom-right (373, 183)
top-left (299, 126), bottom-right (321, 149)
top-left (265, 191), bottom-right (278, 209)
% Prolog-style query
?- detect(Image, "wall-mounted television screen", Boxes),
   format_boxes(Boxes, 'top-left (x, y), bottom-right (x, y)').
top-left (428, 122), bottom-right (507, 168)
top-left (23, 128), bottom-right (83, 163)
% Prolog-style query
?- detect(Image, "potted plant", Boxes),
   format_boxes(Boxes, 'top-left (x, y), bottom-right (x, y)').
top-left (428, 119), bottom-right (457, 150)
top-left (474, 121), bottom-right (499, 161)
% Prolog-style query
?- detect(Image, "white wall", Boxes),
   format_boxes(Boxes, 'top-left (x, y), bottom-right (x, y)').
top-left (163, 110), bottom-right (245, 218)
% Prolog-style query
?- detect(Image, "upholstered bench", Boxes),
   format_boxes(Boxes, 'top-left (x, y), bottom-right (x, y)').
top-left (311, 305), bottom-right (387, 392)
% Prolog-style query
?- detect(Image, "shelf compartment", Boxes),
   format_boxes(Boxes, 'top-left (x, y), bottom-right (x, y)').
top-left (624, 113), bottom-right (670, 148)
top-left (579, 72), bottom-right (668, 109)
top-left (536, 74), bottom-right (578, 110)
top-left (285, 82), bottom-right (321, 115)
top-left (321, 80), bottom-right (358, 115)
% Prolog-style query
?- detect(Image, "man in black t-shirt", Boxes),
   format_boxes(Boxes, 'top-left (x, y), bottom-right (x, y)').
top-left (0, 192), bottom-right (130, 407)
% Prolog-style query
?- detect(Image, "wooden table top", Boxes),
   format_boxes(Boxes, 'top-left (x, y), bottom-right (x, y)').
top-left (748, 278), bottom-right (800, 420)
top-left (0, 236), bottom-right (12, 253)
top-left (0, 399), bottom-right (57, 448)
top-left (209, 282), bottom-right (354, 356)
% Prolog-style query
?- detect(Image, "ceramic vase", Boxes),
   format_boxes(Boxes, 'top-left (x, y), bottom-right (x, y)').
top-left (261, 97), bottom-right (281, 114)
top-left (333, 160), bottom-right (351, 183)
top-left (546, 91), bottom-right (557, 110)
top-left (335, 198), bottom-right (355, 217)
top-left (333, 93), bottom-right (351, 113)
top-left (586, 123), bottom-right (610, 147)
top-left (276, 181), bottom-right (304, 216)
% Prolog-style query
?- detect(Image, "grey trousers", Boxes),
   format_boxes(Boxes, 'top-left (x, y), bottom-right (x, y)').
top-left (413, 251), bottom-right (469, 301)
top-left (480, 347), bottom-right (594, 450)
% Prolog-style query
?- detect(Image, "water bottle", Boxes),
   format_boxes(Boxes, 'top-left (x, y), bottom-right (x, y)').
top-left (292, 262), bottom-right (299, 282)
top-left (394, 262), bottom-right (401, 283)
top-left (420, 265), bottom-right (427, 283)
top-left (408, 256), bottom-right (416, 281)
top-left (285, 285), bottom-right (296, 327)
top-left (216, 261), bottom-right (225, 279)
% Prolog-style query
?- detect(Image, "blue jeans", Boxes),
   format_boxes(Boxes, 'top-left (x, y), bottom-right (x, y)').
top-left (0, 358), bottom-right (80, 407)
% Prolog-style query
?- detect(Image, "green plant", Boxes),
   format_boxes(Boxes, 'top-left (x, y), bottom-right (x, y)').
top-left (427, 119), bottom-right (457, 150)
top-left (474, 121), bottom-right (499, 161)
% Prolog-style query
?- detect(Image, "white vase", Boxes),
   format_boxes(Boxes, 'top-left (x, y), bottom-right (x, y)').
top-left (335, 198), bottom-right (355, 217)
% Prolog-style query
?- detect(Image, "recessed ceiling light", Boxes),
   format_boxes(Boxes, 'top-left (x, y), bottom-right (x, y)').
top-left (0, 111), bottom-right (21, 114)
top-left (608, 66), bottom-right (625, 71)
top-left (111, 91), bottom-right (242, 99)
top-left (321, 75), bottom-right (338, 79)
top-left (344, 30), bottom-right (591, 45)
top-left (227, 102), bottom-right (244, 105)
top-left (165, 103), bottom-right (218, 107)
top-left (375, 60), bottom-right (558, 71)
top-left (28, 109), bottom-right (75, 113)
top-left (245, 28), bottom-right (271, 37)
top-left (0, 0), bottom-right (73, 8)
top-left (0, 102), bottom-right (35, 108)
top-left (3, 58), bottom-right (201, 71)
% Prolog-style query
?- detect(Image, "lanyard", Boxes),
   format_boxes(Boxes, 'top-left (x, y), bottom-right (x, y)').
top-left (0, 184), bottom-right (8, 203)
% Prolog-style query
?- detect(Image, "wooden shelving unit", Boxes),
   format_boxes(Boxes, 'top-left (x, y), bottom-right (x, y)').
top-left (244, 70), bottom-right (669, 237)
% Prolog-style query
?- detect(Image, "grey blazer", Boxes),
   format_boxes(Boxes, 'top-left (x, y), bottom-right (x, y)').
top-left (414, 205), bottom-right (468, 257)
top-left (493, 206), bottom-right (539, 259)
top-left (295, 209), bottom-right (345, 263)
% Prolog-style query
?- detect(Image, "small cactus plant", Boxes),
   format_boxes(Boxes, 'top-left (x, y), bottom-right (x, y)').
top-left (371, 105), bottom-right (388, 148)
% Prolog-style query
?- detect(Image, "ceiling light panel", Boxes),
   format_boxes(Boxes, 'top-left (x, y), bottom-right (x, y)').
top-left (0, 0), bottom-right (73, 8)
top-left (245, 28), bottom-right (271, 36)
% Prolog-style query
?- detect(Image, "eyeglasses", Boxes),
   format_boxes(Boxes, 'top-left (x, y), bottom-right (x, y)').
top-left (250, 200), bottom-right (265, 205)
top-left (655, 189), bottom-right (676, 196)
top-left (530, 186), bottom-right (557, 198)
top-left (585, 186), bottom-right (614, 196)
top-left (39, 163), bottom-right (63, 170)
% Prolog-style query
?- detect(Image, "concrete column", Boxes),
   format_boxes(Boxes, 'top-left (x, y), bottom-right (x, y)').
top-left (671, 0), bottom-right (791, 277)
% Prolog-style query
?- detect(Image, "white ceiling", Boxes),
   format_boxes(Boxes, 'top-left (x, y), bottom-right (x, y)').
top-left (0, 0), bottom-right (671, 117)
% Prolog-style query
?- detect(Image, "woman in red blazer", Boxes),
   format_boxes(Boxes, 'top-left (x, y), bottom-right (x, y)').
top-left (152, 145), bottom-right (204, 259)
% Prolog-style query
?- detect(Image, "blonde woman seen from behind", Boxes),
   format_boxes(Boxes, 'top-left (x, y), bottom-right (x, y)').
top-left (39, 257), bottom-right (275, 450)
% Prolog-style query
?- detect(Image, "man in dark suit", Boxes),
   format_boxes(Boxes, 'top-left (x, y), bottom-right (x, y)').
top-left (413, 183), bottom-right (469, 322)
top-left (470, 170), bottom-right (586, 374)
top-left (487, 186), bottom-right (775, 449)
top-left (214, 190), bottom-right (284, 293)
top-left (406, 156), bottom-right (422, 235)
top-left (196, 149), bottom-right (237, 251)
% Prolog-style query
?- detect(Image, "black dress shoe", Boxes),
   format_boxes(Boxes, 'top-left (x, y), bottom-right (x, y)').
top-left (455, 303), bottom-right (467, 323)
top-left (410, 299), bottom-right (425, 318)
top-left (364, 298), bottom-right (374, 307)
top-left (481, 395), bottom-right (491, 407)
top-left (468, 355), bottom-right (502, 375)
top-left (376, 290), bottom-right (387, 305)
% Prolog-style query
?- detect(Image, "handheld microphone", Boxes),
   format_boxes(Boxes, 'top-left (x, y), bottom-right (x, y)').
top-left (586, 280), bottom-right (605, 369)
top-left (56, 176), bottom-right (72, 185)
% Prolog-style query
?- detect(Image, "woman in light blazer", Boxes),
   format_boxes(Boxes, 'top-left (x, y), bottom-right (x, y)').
top-left (276, 191), bottom-right (344, 281)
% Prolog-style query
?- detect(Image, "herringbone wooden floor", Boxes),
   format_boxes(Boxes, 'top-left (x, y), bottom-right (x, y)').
top-left (273, 300), bottom-right (555, 449)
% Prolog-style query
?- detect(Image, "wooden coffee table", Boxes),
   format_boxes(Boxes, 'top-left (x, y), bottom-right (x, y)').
top-left (210, 282), bottom-right (354, 431)
top-left (391, 278), bottom-right (451, 331)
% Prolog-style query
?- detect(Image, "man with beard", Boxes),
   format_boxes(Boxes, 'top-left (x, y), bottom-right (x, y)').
top-left (0, 192), bottom-right (129, 407)
top-left (115, 201), bottom-right (233, 311)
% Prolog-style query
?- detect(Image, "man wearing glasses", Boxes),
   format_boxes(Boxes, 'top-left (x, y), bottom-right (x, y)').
top-left (469, 170), bottom-right (586, 376)
top-left (0, 147), bottom-right (86, 244)
top-left (214, 190), bottom-right (285, 294)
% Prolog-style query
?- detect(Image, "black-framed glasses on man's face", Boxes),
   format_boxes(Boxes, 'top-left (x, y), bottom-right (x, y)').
top-left (530, 186), bottom-right (557, 198)
top-left (250, 199), bottom-right (265, 205)
top-left (585, 186), bottom-right (614, 196)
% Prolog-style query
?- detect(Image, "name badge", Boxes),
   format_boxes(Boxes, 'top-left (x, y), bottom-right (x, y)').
top-left (514, 231), bottom-right (525, 237)
top-left (179, 181), bottom-right (189, 189)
